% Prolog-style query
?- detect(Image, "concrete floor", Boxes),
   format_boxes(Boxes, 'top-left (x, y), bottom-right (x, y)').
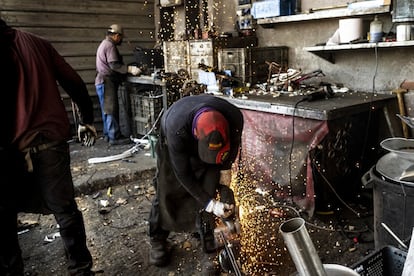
top-left (17, 137), bottom-right (380, 275)
top-left (69, 136), bottom-right (156, 196)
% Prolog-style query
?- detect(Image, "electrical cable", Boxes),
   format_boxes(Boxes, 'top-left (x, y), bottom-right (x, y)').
top-left (301, 46), bottom-right (380, 218)
top-left (288, 98), bottom-right (308, 188)
top-left (372, 44), bottom-right (379, 93)
top-left (88, 108), bottom-right (164, 164)
top-left (137, 107), bottom-right (164, 141)
top-left (309, 142), bottom-right (364, 218)
top-left (241, 189), bottom-right (369, 234)
top-left (276, 202), bottom-right (369, 234)
top-left (313, 160), bottom-right (361, 217)
top-left (384, 22), bottom-right (396, 40)
top-left (360, 44), bottom-right (378, 167)
top-left (290, 92), bottom-right (371, 218)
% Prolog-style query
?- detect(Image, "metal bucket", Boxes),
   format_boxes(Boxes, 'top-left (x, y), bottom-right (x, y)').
top-left (362, 138), bottom-right (414, 249)
top-left (362, 163), bottom-right (414, 249)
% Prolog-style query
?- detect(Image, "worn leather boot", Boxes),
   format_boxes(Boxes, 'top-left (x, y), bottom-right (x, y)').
top-left (201, 252), bottom-right (220, 276)
top-left (149, 238), bottom-right (170, 267)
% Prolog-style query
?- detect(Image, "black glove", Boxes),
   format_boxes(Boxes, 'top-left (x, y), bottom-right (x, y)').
top-left (77, 124), bottom-right (97, 147)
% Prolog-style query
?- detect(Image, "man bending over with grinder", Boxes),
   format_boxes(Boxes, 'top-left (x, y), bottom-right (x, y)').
top-left (148, 94), bottom-right (243, 275)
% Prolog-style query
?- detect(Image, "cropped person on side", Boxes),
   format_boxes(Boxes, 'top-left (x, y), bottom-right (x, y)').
top-left (95, 24), bottom-right (141, 145)
top-left (148, 94), bottom-right (244, 275)
top-left (0, 18), bottom-right (97, 276)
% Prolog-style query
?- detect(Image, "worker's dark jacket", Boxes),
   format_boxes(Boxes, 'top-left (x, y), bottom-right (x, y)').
top-left (154, 94), bottom-right (243, 232)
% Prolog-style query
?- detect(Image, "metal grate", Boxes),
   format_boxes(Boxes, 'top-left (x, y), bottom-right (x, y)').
top-left (352, 246), bottom-right (407, 276)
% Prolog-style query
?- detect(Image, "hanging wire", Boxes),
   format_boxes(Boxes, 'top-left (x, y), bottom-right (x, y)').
top-left (289, 98), bottom-right (307, 188)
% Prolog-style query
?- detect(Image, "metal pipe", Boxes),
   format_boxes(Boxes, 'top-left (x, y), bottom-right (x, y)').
top-left (392, 88), bottom-right (409, 138)
top-left (381, 222), bottom-right (408, 249)
top-left (279, 217), bottom-right (327, 276)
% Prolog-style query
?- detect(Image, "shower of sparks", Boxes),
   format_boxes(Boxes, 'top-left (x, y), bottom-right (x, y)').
top-left (221, 120), bottom-right (346, 275)
top-left (230, 159), bottom-right (299, 275)
top-left (232, 171), bottom-right (290, 275)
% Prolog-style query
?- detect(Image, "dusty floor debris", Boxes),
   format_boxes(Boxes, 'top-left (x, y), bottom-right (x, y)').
top-left (15, 138), bottom-right (377, 275)
top-left (17, 181), bottom-right (376, 275)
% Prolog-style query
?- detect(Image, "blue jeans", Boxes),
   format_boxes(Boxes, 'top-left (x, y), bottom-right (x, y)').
top-left (96, 84), bottom-right (121, 141)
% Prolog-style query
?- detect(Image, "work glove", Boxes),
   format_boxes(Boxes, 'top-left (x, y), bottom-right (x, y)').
top-left (77, 123), bottom-right (97, 147)
top-left (205, 199), bottom-right (234, 218)
top-left (127, 65), bottom-right (141, 76)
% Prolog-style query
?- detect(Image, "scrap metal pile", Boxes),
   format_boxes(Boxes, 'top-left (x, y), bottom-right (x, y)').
top-left (250, 62), bottom-right (341, 97)
top-left (159, 60), bottom-right (352, 108)
top-left (158, 69), bottom-right (206, 105)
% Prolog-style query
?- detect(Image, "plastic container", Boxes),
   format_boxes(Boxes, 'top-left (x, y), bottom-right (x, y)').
top-left (351, 246), bottom-right (407, 276)
top-left (369, 15), bottom-right (383, 43)
top-left (339, 18), bottom-right (363, 43)
top-left (130, 93), bottom-right (163, 136)
top-left (396, 23), bottom-right (412, 41)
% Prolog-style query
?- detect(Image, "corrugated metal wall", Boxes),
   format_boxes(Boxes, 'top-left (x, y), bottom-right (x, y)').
top-left (0, 0), bottom-right (157, 136)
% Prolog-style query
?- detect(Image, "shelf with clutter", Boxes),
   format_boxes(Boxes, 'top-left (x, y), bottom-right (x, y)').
top-left (304, 40), bottom-right (414, 63)
top-left (254, 1), bottom-right (390, 26)
top-left (302, 1), bottom-right (414, 64)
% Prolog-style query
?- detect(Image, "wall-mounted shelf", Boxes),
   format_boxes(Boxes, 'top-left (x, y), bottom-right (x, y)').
top-left (256, 5), bottom-right (390, 25)
top-left (304, 40), bottom-right (414, 63)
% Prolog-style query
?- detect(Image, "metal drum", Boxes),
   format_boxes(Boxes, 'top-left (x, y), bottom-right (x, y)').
top-left (362, 150), bottom-right (414, 249)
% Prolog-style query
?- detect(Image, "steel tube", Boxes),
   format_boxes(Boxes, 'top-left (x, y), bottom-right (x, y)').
top-left (279, 217), bottom-right (327, 276)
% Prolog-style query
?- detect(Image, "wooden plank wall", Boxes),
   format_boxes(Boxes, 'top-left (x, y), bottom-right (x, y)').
top-left (0, 0), bottom-right (157, 136)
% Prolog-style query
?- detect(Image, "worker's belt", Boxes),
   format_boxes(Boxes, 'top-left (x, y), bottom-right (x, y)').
top-left (22, 140), bottom-right (64, 172)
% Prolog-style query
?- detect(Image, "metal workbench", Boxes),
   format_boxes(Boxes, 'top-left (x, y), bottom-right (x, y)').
top-left (222, 91), bottom-right (400, 216)
top-left (224, 92), bottom-right (397, 121)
